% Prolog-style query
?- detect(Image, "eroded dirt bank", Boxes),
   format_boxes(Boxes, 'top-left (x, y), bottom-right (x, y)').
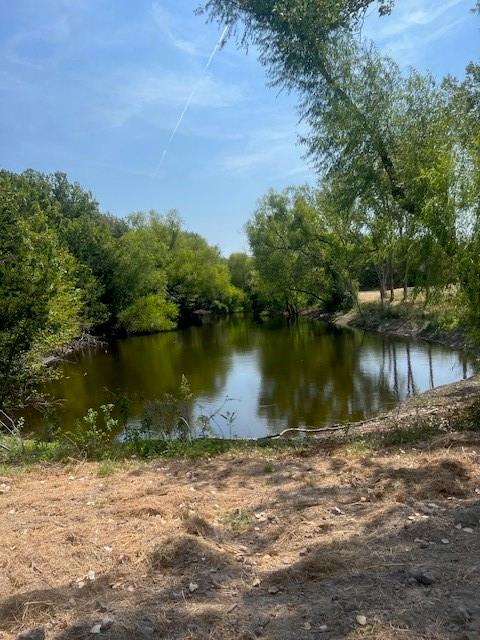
top-left (1, 393), bottom-right (480, 640)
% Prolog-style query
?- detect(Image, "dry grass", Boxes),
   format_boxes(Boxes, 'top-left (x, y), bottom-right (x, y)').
top-left (1, 432), bottom-right (480, 639)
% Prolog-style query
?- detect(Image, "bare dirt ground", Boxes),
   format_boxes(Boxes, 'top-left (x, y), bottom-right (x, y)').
top-left (1, 409), bottom-right (480, 640)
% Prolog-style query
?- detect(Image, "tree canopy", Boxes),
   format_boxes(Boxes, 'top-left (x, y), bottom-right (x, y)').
top-left (0, 170), bottom-right (244, 407)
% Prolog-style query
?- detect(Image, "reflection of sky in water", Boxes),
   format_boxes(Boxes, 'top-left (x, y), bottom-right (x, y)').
top-left (359, 343), bottom-right (469, 395)
top-left (193, 352), bottom-right (262, 439)
top-left (28, 318), bottom-right (477, 439)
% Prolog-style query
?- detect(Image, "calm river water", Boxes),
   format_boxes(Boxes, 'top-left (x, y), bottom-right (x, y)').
top-left (28, 316), bottom-right (477, 438)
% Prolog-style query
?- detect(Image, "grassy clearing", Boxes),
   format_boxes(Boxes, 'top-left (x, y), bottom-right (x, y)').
top-left (1, 417), bottom-right (478, 472)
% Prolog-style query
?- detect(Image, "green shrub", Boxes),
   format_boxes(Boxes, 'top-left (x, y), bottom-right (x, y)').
top-left (118, 294), bottom-right (178, 334)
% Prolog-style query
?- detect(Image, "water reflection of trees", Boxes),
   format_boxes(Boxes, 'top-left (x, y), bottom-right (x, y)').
top-left (37, 317), bottom-right (254, 432)
top-left (256, 322), bottom-right (473, 433)
top-left (31, 316), bottom-right (474, 437)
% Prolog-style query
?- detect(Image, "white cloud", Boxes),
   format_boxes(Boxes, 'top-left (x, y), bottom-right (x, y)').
top-left (151, 2), bottom-right (202, 56)
top-left (372, 0), bottom-right (466, 38)
top-left (103, 69), bottom-right (245, 127)
top-left (364, 0), bottom-right (469, 66)
top-left (382, 16), bottom-right (465, 62)
top-left (217, 116), bottom-right (313, 178)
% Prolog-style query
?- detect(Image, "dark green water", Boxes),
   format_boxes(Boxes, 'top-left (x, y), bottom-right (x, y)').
top-left (27, 316), bottom-right (476, 438)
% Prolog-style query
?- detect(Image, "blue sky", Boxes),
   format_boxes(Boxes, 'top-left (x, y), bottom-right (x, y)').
top-left (0, 1), bottom-right (478, 255)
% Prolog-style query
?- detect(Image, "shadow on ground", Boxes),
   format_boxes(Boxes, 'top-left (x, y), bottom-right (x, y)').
top-left (1, 443), bottom-right (480, 639)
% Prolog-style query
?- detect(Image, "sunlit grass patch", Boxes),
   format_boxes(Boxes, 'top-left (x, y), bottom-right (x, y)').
top-left (219, 509), bottom-right (254, 532)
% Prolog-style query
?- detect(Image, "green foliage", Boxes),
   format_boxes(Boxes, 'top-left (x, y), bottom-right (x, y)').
top-left (118, 294), bottom-right (178, 334)
top-left (219, 509), bottom-right (254, 531)
top-left (138, 375), bottom-right (195, 441)
top-left (246, 187), bottom-right (356, 314)
top-left (124, 376), bottom-right (237, 443)
top-left (0, 172), bottom-right (84, 405)
top-left (64, 404), bottom-right (118, 457)
top-left (0, 172), bottom-right (242, 405)
top-left (202, 0), bottom-right (480, 330)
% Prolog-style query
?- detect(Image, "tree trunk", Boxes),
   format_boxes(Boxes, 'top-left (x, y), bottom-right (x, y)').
top-left (403, 255), bottom-right (409, 301)
top-left (389, 255), bottom-right (395, 302)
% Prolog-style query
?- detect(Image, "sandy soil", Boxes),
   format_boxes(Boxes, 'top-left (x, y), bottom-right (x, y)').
top-left (1, 419), bottom-right (480, 640)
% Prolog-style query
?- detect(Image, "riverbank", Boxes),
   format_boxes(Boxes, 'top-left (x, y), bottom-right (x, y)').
top-left (2, 368), bottom-right (480, 466)
top-left (304, 289), bottom-right (480, 355)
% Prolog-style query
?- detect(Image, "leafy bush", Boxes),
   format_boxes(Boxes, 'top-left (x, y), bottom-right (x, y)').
top-left (118, 294), bottom-right (178, 334)
top-left (64, 404), bottom-right (118, 457)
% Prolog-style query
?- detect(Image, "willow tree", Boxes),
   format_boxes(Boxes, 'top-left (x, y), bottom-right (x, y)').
top-left (198, 1), bottom-right (417, 215)
top-left (201, 0), bottom-right (466, 302)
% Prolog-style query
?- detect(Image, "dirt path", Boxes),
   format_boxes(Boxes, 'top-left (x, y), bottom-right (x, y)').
top-left (1, 427), bottom-right (480, 640)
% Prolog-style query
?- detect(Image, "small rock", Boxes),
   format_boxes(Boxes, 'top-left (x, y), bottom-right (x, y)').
top-left (0, 483), bottom-right (10, 494)
top-left (255, 513), bottom-right (268, 523)
top-left (90, 624), bottom-right (102, 635)
top-left (189, 582), bottom-right (199, 593)
top-left (414, 572), bottom-right (435, 586)
top-left (100, 618), bottom-right (114, 632)
top-left (252, 578), bottom-right (261, 587)
top-left (16, 629), bottom-right (45, 640)
top-left (463, 527), bottom-right (474, 534)
top-left (303, 622), bottom-right (311, 630)
top-left (299, 548), bottom-right (309, 557)
top-left (414, 538), bottom-right (429, 548)
top-left (86, 570), bottom-right (96, 581)
top-left (268, 586), bottom-right (279, 595)
top-left (319, 624), bottom-right (329, 633)
top-left (356, 615), bottom-right (367, 626)
top-left (441, 539), bottom-right (450, 544)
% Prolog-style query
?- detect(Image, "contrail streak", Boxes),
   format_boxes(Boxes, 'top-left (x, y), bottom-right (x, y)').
top-left (156, 25), bottom-right (229, 172)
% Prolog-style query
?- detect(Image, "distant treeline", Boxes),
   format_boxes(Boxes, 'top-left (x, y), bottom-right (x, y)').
top-left (0, 170), bottom-right (246, 405)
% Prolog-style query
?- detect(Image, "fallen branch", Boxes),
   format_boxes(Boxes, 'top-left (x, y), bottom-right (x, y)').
top-left (258, 413), bottom-right (392, 441)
